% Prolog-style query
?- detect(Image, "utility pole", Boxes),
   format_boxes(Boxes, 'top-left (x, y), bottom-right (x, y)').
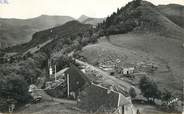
top-left (67, 74), bottom-right (70, 97)
top-left (182, 80), bottom-right (184, 114)
top-left (54, 65), bottom-right (57, 81)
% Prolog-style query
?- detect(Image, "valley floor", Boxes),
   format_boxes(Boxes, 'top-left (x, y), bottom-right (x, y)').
top-left (15, 57), bottom-right (181, 114)
top-left (11, 32), bottom-right (184, 114)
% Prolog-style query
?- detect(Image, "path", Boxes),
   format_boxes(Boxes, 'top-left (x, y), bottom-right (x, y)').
top-left (75, 59), bottom-right (134, 93)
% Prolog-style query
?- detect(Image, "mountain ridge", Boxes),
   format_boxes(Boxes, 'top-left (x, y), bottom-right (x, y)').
top-left (78, 15), bottom-right (89, 22)
top-left (0, 15), bottom-right (75, 49)
top-left (1, 0), bottom-right (184, 113)
top-left (78, 15), bottom-right (105, 25)
top-left (157, 4), bottom-right (184, 28)
top-left (6, 20), bottom-right (93, 54)
top-left (97, 0), bottom-right (184, 41)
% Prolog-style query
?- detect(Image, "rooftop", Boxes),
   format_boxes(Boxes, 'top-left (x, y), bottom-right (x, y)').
top-left (78, 83), bottom-right (131, 113)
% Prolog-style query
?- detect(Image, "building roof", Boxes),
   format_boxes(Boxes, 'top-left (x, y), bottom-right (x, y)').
top-left (55, 67), bottom-right (69, 78)
top-left (77, 83), bottom-right (131, 113)
top-left (65, 64), bottom-right (91, 92)
top-left (100, 82), bottom-right (129, 97)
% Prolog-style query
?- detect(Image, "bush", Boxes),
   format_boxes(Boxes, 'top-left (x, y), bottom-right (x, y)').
top-left (0, 74), bottom-right (31, 112)
top-left (139, 76), bottom-right (161, 103)
top-left (133, 0), bottom-right (142, 7)
top-left (0, 50), bottom-right (5, 57)
top-left (160, 103), bottom-right (179, 113)
top-left (0, 98), bottom-right (9, 112)
top-left (0, 57), bottom-right (44, 112)
top-left (161, 89), bottom-right (172, 101)
top-left (54, 55), bottom-right (75, 72)
top-left (129, 87), bottom-right (136, 98)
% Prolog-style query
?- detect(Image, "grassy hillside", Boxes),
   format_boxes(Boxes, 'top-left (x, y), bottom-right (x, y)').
top-left (80, 0), bottom-right (184, 97)
top-left (80, 33), bottom-right (183, 96)
top-left (6, 21), bottom-right (93, 54)
top-left (0, 15), bottom-right (74, 49)
top-left (157, 4), bottom-right (184, 28)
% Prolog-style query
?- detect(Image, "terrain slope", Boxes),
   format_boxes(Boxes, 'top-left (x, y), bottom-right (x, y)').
top-left (0, 15), bottom-right (74, 49)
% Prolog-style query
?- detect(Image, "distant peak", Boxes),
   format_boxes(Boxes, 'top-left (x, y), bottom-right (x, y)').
top-left (38, 14), bottom-right (74, 18)
top-left (39, 14), bottom-right (50, 17)
top-left (78, 15), bottom-right (89, 22)
top-left (79, 15), bottom-right (88, 18)
top-left (40, 14), bottom-right (48, 16)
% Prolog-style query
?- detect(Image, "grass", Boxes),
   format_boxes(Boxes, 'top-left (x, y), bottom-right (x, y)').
top-left (80, 32), bottom-right (184, 97)
top-left (134, 103), bottom-right (181, 114)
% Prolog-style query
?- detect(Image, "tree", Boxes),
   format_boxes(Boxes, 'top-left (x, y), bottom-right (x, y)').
top-left (129, 87), bottom-right (136, 98)
top-left (0, 98), bottom-right (9, 112)
top-left (117, 8), bottom-right (121, 14)
top-left (161, 89), bottom-right (172, 101)
top-left (0, 74), bottom-right (31, 112)
top-left (139, 76), bottom-right (161, 103)
top-left (134, 0), bottom-right (142, 7)
top-left (0, 50), bottom-right (5, 57)
top-left (54, 55), bottom-right (76, 72)
top-left (2, 74), bottom-right (30, 102)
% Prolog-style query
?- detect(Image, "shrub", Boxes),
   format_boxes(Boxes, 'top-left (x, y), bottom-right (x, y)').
top-left (161, 89), bottom-right (172, 101)
top-left (0, 74), bottom-right (31, 112)
top-left (129, 87), bottom-right (137, 98)
top-left (139, 76), bottom-right (161, 103)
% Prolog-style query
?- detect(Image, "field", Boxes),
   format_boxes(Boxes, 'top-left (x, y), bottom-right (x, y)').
top-left (16, 90), bottom-right (81, 114)
top-left (18, 101), bottom-right (81, 114)
top-left (80, 32), bottom-right (184, 97)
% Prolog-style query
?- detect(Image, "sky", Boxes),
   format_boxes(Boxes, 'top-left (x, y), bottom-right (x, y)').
top-left (0, 0), bottom-right (184, 19)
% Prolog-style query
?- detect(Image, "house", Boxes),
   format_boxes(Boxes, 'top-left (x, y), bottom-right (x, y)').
top-left (92, 25), bottom-right (97, 29)
top-left (55, 67), bottom-right (69, 78)
top-left (99, 64), bottom-right (114, 71)
top-left (123, 67), bottom-right (134, 75)
top-left (46, 64), bottom-right (135, 114)
top-left (77, 83), bottom-right (135, 114)
top-left (116, 67), bottom-right (135, 75)
top-left (64, 64), bottom-right (91, 98)
top-left (99, 64), bottom-right (115, 75)
top-left (46, 64), bottom-right (90, 99)
top-left (114, 63), bottom-right (135, 75)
